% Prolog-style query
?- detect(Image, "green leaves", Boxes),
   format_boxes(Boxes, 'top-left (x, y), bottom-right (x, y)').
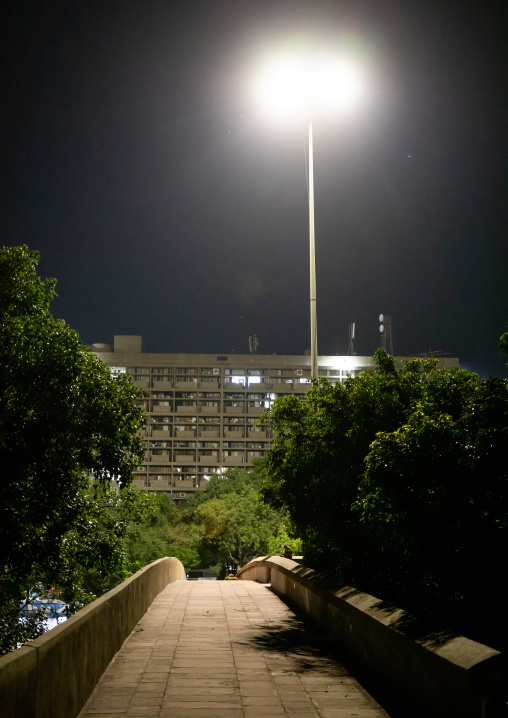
top-left (262, 347), bottom-right (508, 648)
top-left (0, 245), bottom-right (147, 653)
top-left (193, 468), bottom-right (283, 566)
top-left (0, 245), bottom-right (55, 317)
top-left (499, 329), bottom-right (508, 362)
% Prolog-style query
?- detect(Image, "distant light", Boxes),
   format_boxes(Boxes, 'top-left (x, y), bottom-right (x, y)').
top-left (231, 376), bottom-right (246, 385)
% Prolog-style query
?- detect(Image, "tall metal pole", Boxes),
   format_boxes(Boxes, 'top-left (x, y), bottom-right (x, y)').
top-left (308, 120), bottom-right (318, 379)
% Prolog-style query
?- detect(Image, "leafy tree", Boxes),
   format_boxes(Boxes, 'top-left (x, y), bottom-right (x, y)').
top-left (500, 329), bottom-right (508, 361)
top-left (267, 524), bottom-right (303, 557)
top-left (262, 348), bottom-right (508, 648)
top-left (123, 493), bottom-right (201, 575)
top-left (357, 375), bottom-right (508, 646)
top-left (190, 468), bottom-right (284, 567)
top-left (261, 351), bottom-right (440, 578)
top-left (0, 246), bottom-right (147, 653)
top-left (115, 470), bottom-right (298, 582)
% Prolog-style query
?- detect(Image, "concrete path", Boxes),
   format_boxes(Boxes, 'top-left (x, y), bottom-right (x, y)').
top-left (80, 580), bottom-right (390, 718)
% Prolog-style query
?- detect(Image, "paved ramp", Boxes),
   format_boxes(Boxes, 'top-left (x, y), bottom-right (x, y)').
top-left (80, 580), bottom-right (389, 717)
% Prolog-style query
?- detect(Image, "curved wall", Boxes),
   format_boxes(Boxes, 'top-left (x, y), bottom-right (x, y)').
top-left (238, 556), bottom-right (505, 718)
top-left (0, 556), bottom-right (186, 718)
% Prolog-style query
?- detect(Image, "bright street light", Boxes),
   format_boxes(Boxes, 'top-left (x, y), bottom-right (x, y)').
top-left (256, 56), bottom-right (363, 120)
top-left (255, 54), bottom-right (363, 378)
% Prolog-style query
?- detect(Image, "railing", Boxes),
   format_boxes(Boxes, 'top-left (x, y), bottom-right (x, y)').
top-left (0, 557), bottom-right (186, 718)
top-left (238, 557), bottom-right (505, 718)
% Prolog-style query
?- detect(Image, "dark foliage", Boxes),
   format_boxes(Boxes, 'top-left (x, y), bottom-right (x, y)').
top-left (262, 349), bottom-right (508, 650)
top-left (0, 246), bottom-right (147, 653)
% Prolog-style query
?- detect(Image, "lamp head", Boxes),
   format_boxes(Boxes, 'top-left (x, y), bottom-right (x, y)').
top-left (255, 53), bottom-right (364, 120)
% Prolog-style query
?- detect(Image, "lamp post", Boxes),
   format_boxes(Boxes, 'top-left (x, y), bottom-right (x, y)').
top-left (308, 119), bottom-right (318, 379)
top-left (256, 55), bottom-right (362, 379)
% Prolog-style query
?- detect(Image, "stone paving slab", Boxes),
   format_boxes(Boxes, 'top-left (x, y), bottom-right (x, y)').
top-left (80, 580), bottom-right (390, 718)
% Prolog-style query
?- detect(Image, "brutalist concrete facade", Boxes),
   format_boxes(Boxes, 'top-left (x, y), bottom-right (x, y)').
top-left (91, 335), bottom-right (459, 501)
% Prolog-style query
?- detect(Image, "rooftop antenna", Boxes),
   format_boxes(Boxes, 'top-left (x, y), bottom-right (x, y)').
top-left (379, 314), bottom-right (393, 355)
top-left (249, 334), bottom-right (259, 354)
top-left (347, 322), bottom-right (356, 356)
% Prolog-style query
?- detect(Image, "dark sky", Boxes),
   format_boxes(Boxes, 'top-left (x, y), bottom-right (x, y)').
top-left (3, 0), bottom-right (507, 376)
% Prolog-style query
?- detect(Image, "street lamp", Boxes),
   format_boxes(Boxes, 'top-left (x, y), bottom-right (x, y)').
top-left (256, 55), bottom-right (362, 378)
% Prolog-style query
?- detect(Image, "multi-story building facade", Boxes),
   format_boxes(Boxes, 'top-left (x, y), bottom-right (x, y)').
top-left (91, 335), bottom-right (459, 500)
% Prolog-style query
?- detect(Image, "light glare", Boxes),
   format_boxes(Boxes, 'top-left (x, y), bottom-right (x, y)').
top-left (256, 55), bottom-right (364, 119)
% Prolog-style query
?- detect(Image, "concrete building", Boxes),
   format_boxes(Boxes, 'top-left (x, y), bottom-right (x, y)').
top-left (91, 336), bottom-right (459, 500)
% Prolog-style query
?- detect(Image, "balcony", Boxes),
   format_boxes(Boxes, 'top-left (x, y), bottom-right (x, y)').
top-left (198, 429), bottom-right (219, 439)
top-left (199, 405), bottom-right (218, 415)
top-left (148, 453), bottom-right (171, 463)
top-left (225, 406), bottom-right (244, 415)
top-left (152, 379), bottom-right (173, 390)
top-left (148, 479), bottom-right (169, 490)
top-left (175, 380), bottom-right (198, 390)
top-left (151, 429), bottom-right (172, 439)
top-left (151, 404), bottom-right (173, 414)
top-left (176, 405), bottom-right (197, 415)
top-left (247, 430), bottom-right (267, 440)
top-left (248, 406), bottom-right (264, 416)
top-left (173, 430), bottom-right (196, 439)
top-left (272, 382), bottom-right (294, 392)
top-left (131, 376), bottom-right (150, 388)
top-left (199, 455), bottom-right (219, 464)
top-left (199, 380), bottom-right (220, 391)
top-left (175, 454), bottom-right (196, 464)
top-left (174, 479), bottom-right (196, 489)
top-left (224, 455), bottom-right (244, 466)
top-left (223, 381), bottom-right (246, 391)
top-left (246, 381), bottom-right (271, 390)
top-left (224, 429), bottom-right (244, 439)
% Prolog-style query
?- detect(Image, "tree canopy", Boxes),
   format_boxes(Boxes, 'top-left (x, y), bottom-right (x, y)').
top-left (500, 329), bottom-right (508, 362)
top-left (189, 467), bottom-right (285, 569)
top-left (102, 468), bottom-right (297, 586)
top-left (261, 349), bottom-right (508, 649)
top-left (0, 246), bottom-right (148, 653)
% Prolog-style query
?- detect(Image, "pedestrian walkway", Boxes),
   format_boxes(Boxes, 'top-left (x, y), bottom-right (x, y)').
top-left (80, 580), bottom-right (390, 718)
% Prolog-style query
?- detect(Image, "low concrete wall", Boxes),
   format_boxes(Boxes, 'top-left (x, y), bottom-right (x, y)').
top-left (238, 556), bottom-right (505, 718)
top-left (238, 556), bottom-right (271, 583)
top-left (0, 556), bottom-right (186, 718)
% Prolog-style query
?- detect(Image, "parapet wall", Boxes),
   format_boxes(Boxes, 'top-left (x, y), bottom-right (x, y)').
top-left (238, 556), bottom-right (505, 718)
top-left (0, 556), bottom-right (186, 718)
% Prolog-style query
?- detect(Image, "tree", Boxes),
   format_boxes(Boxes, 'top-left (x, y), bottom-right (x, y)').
top-left (357, 375), bottom-right (508, 646)
top-left (122, 493), bottom-right (201, 575)
top-left (190, 468), bottom-right (284, 568)
top-left (261, 348), bottom-right (508, 648)
top-left (0, 246), bottom-right (147, 653)
top-left (500, 328), bottom-right (508, 362)
top-left (261, 351), bottom-right (441, 578)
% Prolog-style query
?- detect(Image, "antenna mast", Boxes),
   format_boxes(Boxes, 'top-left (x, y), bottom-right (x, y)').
top-left (347, 322), bottom-right (356, 356)
top-left (248, 334), bottom-right (259, 354)
top-left (378, 314), bottom-right (393, 355)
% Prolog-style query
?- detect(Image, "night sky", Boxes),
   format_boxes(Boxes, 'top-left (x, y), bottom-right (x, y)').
top-left (3, 1), bottom-right (507, 376)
